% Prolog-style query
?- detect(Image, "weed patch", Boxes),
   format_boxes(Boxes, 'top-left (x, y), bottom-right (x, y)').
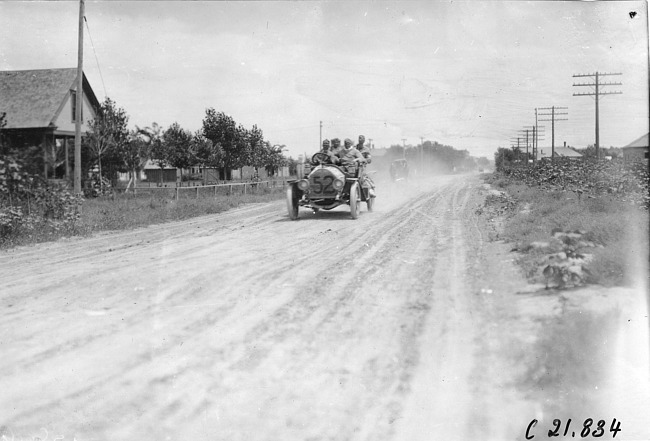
top-left (0, 185), bottom-right (286, 249)
top-left (481, 173), bottom-right (648, 288)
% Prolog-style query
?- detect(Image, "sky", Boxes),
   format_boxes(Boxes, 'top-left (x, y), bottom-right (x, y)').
top-left (1, 1), bottom-right (648, 159)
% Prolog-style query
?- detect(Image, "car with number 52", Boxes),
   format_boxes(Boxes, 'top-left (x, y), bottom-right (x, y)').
top-left (286, 152), bottom-right (374, 220)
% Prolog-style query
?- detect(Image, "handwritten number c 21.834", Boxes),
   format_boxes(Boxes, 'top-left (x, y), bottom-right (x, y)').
top-left (526, 418), bottom-right (621, 439)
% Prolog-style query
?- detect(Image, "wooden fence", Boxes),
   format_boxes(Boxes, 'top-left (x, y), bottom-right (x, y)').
top-left (120, 180), bottom-right (290, 200)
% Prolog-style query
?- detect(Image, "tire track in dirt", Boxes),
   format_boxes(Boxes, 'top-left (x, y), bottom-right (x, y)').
top-left (391, 180), bottom-right (485, 441)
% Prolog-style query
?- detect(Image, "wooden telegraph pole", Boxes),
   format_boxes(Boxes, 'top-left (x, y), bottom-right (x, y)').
top-left (573, 72), bottom-right (622, 159)
top-left (74, 0), bottom-right (84, 194)
top-left (538, 106), bottom-right (568, 162)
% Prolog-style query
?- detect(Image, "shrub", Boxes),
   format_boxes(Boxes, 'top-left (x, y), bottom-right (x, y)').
top-left (1, 155), bottom-right (83, 246)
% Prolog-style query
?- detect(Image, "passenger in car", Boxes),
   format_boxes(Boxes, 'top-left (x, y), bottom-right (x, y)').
top-left (357, 135), bottom-right (376, 198)
top-left (330, 138), bottom-right (343, 158)
top-left (357, 135), bottom-right (372, 164)
top-left (337, 138), bottom-right (366, 175)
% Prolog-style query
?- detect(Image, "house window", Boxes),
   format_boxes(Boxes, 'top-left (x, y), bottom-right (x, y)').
top-left (70, 90), bottom-right (83, 122)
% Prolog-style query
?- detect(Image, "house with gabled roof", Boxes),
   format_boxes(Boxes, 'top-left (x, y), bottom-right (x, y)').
top-left (0, 68), bottom-right (101, 179)
top-left (536, 146), bottom-right (583, 161)
top-left (622, 132), bottom-right (649, 163)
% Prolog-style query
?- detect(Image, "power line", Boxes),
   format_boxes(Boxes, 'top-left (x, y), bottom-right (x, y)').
top-left (538, 106), bottom-right (568, 162)
top-left (83, 15), bottom-right (108, 98)
top-left (572, 72), bottom-right (622, 158)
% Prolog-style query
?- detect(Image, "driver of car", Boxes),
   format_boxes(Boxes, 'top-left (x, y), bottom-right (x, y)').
top-left (321, 139), bottom-right (330, 152)
top-left (313, 139), bottom-right (339, 165)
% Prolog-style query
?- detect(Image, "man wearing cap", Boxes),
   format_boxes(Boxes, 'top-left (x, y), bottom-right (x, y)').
top-left (357, 135), bottom-right (376, 198)
top-left (357, 135), bottom-right (372, 164)
top-left (321, 139), bottom-right (331, 152)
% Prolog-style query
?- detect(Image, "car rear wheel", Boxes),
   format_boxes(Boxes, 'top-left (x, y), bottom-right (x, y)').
top-left (286, 185), bottom-right (299, 220)
top-left (350, 182), bottom-right (360, 219)
top-left (366, 191), bottom-right (374, 212)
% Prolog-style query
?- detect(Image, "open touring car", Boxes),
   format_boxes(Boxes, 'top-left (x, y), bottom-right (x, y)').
top-left (286, 152), bottom-right (374, 220)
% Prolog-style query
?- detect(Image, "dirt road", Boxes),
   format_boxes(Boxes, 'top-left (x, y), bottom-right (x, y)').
top-left (1, 174), bottom-right (648, 441)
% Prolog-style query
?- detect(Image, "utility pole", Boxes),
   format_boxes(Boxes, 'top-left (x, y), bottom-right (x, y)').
top-left (521, 125), bottom-right (545, 164)
top-left (573, 72), bottom-right (622, 158)
top-left (534, 108), bottom-right (539, 165)
top-left (538, 106), bottom-right (568, 162)
top-left (319, 120), bottom-right (322, 150)
top-left (74, 0), bottom-right (84, 194)
top-left (517, 128), bottom-right (534, 166)
top-left (532, 126), bottom-right (537, 165)
top-left (368, 138), bottom-right (373, 149)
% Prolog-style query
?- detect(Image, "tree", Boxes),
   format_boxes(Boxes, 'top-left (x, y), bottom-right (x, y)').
top-left (494, 147), bottom-right (516, 170)
top-left (260, 142), bottom-right (287, 176)
top-left (163, 122), bottom-right (195, 181)
top-left (122, 130), bottom-right (151, 188)
top-left (286, 157), bottom-right (299, 176)
top-left (247, 125), bottom-right (266, 172)
top-left (85, 97), bottom-right (129, 190)
top-left (192, 132), bottom-right (222, 184)
top-left (202, 109), bottom-right (244, 180)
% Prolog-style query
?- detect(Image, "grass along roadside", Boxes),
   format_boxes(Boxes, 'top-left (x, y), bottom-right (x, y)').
top-left (481, 174), bottom-right (649, 288)
top-left (1, 186), bottom-right (286, 249)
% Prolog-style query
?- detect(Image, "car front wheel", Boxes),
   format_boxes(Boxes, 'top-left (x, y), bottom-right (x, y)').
top-left (286, 185), bottom-right (299, 220)
top-left (349, 182), bottom-right (360, 219)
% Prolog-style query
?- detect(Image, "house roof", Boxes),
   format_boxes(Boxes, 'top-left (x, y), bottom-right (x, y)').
top-left (536, 147), bottom-right (582, 159)
top-left (0, 68), bottom-right (99, 129)
top-left (143, 159), bottom-right (174, 170)
top-left (622, 133), bottom-right (649, 149)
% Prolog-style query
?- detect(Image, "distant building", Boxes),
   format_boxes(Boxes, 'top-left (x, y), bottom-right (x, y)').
top-left (536, 146), bottom-right (582, 161)
top-left (622, 133), bottom-right (649, 163)
top-left (0, 68), bottom-right (101, 179)
top-left (142, 160), bottom-right (178, 184)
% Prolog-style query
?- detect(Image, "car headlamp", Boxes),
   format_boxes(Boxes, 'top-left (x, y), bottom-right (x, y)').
top-left (333, 179), bottom-right (344, 190)
top-left (297, 179), bottom-right (310, 191)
